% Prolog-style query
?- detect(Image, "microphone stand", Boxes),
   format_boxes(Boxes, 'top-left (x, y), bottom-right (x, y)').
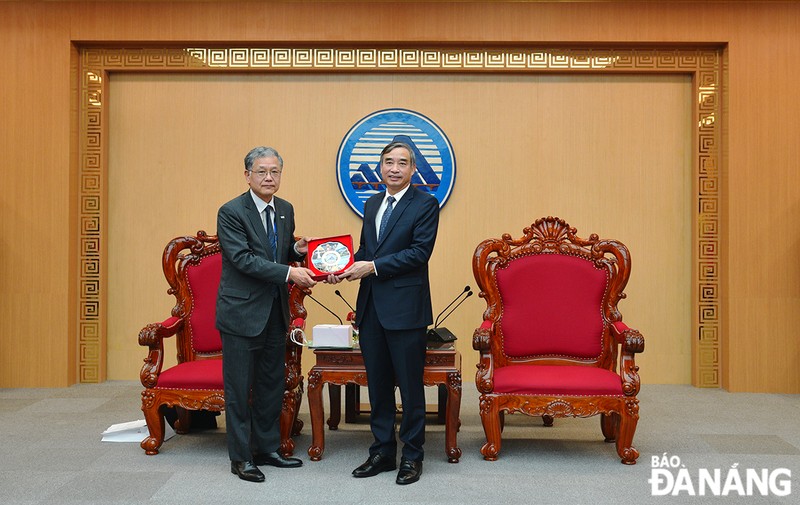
top-left (428, 287), bottom-right (472, 343)
top-left (436, 291), bottom-right (473, 328)
top-left (306, 294), bottom-right (343, 325)
top-left (434, 286), bottom-right (470, 327)
top-left (334, 289), bottom-right (357, 325)
top-left (334, 290), bottom-right (355, 312)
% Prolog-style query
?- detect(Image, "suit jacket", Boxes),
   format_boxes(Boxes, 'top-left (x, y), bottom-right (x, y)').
top-left (215, 191), bottom-right (304, 337)
top-left (354, 185), bottom-right (440, 330)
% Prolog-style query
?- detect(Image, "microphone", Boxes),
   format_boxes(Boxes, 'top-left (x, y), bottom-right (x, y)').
top-left (434, 285), bottom-right (470, 328)
top-left (306, 293), bottom-right (343, 325)
top-left (427, 286), bottom-right (472, 343)
top-left (436, 291), bottom-right (472, 328)
top-left (334, 289), bottom-right (356, 312)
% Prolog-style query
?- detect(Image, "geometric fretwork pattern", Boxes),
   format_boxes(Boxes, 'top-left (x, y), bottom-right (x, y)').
top-left (78, 45), bottom-right (722, 386)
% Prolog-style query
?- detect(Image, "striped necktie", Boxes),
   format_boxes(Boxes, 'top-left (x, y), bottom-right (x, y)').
top-left (378, 195), bottom-right (395, 241)
top-left (265, 207), bottom-right (277, 260)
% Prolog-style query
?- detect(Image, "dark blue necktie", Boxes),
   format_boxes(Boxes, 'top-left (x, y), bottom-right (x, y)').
top-left (378, 195), bottom-right (395, 241)
top-left (265, 207), bottom-right (277, 260)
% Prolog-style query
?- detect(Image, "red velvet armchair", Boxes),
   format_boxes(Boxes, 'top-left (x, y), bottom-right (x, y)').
top-left (472, 217), bottom-right (645, 464)
top-left (138, 231), bottom-right (308, 456)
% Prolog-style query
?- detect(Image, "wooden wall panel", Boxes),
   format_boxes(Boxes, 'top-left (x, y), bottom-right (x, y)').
top-left (1, 1), bottom-right (799, 392)
top-left (723, 9), bottom-right (800, 392)
top-left (107, 73), bottom-right (692, 383)
top-left (0, 5), bottom-right (75, 387)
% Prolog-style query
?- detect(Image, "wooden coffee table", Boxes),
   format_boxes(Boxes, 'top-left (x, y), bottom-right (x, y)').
top-left (306, 344), bottom-right (462, 463)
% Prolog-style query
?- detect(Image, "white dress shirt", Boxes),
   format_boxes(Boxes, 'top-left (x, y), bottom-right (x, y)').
top-left (249, 189), bottom-right (291, 282)
top-left (371, 184), bottom-right (411, 276)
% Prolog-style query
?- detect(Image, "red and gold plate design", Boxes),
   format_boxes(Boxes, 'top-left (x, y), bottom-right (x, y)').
top-left (307, 235), bottom-right (354, 280)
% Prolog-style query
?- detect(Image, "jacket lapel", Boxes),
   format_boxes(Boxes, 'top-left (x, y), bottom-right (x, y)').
top-left (377, 186), bottom-right (414, 248)
top-left (364, 193), bottom-right (382, 248)
top-left (243, 193), bottom-right (274, 259)
top-left (274, 198), bottom-right (289, 260)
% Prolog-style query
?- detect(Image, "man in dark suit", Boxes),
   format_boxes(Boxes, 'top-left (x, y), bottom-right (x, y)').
top-left (332, 141), bottom-right (440, 485)
top-left (216, 146), bottom-right (317, 483)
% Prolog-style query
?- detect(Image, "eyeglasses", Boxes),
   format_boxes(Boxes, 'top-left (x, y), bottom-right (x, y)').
top-left (248, 169), bottom-right (282, 179)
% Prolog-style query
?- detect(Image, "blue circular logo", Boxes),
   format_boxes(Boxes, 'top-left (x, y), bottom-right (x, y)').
top-left (337, 108), bottom-right (456, 217)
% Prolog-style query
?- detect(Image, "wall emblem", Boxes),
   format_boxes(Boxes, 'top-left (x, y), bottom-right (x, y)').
top-left (337, 108), bottom-right (456, 217)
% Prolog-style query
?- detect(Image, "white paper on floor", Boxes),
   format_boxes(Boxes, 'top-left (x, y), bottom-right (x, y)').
top-left (101, 419), bottom-right (176, 443)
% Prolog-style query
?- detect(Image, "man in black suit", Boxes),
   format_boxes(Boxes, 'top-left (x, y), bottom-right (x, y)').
top-left (216, 146), bottom-right (317, 483)
top-left (332, 141), bottom-right (440, 485)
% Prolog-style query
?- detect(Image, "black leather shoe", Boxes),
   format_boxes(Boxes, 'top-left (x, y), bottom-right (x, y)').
top-left (396, 458), bottom-right (422, 485)
top-left (230, 460), bottom-right (265, 483)
top-left (253, 451), bottom-right (303, 468)
top-left (352, 453), bottom-right (397, 478)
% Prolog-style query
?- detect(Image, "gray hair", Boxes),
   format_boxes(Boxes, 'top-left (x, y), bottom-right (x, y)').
top-left (244, 146), bottom-right (284, 172)
top-left (380, 142), bottom-right (416, 167)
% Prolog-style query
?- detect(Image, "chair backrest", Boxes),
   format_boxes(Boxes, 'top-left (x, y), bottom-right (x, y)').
top-left (184, 251), bottom-right (223, 354)
top-left (161, 231), bottom-right (309, 364)
top-left (473, 217), bottom-right (631, 370)
top-left (162, 231), bottom-right (223, 363)
top-left (496, 253), bottom-right (608, 359)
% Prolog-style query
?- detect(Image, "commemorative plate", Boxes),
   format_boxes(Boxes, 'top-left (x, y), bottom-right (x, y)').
top-left (307, 235), bottom-right (355, 280)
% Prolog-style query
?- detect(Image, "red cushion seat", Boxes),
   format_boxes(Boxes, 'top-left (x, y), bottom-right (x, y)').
top-left (493, 365), bottom-right (623, 396)
top-left (155, 359), bottom-right (224, 390)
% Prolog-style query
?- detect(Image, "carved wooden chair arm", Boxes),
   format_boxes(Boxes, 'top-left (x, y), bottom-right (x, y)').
top-left (138, 316), bottom-right (183, 348)
top-left (473, 320), bottom-right (495, 393)
top-left (138, 316), bottom-right (183, 388)
top-left (610, 321), bottom-right (645, 354)
top-left (610, 321), bottom-right (644, 396)
top-left (472, 320), bottom-right (493, 351)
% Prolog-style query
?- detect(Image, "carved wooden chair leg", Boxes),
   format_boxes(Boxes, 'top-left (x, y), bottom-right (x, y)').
top-left (174, 407), bottom-right (192, 434)
top-left (141, 396), bottom-right (165, 456)
top-left (616, 411), bottom-right (640, 465)
top-left (479, 395), bottom-right (502, 461)
top-left (601, 412), bottom-right (620, 442)
top-left (292, 387), bottom-right (304, 436)
top-left (542, 415), bottom-right (554, 427)
top-left (499, 410), bottom-right (505, 432)
top-left (292, 415), bottom-right (304, 436)
top-left (279, 391), bottom-right (298, 457)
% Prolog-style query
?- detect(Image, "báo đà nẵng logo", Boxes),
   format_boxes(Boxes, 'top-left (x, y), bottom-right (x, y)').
top-left (649, 452), bottom-right (792, 497)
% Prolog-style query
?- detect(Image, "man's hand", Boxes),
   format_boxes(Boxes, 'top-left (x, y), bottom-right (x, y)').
top-left (289, 267), bottom-right (317, 288)
top-left (295, 236), bottom-right (313, 255)
top-left (336, 261), bottom-right (375, 281)
top-left (324, 273), bottom-right (343, 284)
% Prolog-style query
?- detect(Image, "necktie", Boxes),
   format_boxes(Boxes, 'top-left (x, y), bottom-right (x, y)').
top-left (378, 195), bottom-right (396, 241)
top-left (265, 207), bottom-right (278, 260)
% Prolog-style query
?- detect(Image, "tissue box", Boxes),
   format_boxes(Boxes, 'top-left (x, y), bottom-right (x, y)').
top-left (311, 324), bottom-right (354, 349)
